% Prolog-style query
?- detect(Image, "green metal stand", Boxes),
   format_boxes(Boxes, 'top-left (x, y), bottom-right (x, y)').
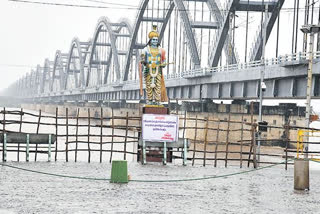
top-left (163, 141), bottom-right (167, 165)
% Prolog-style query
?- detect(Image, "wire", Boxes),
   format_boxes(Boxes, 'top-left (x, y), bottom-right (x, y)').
top-left (0, 159), bottom-right (293, 183)
top-left (0, 64), bottom-right (37, 68)
top-left (80, 0), bottom-right (136, 7)
top-left (0, 163), bottom-right (110, 180)
top-left (8, 0), bottom-right (138, 10)
top-left (8, 0), bottom-right (320, 13)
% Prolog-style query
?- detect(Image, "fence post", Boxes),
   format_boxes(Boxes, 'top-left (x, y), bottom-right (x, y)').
top-left (142, 140), bottom-right (146, 165)
top-left (248, 102), bottom-right (254, 167)
top-left (285, 124), bottom-right (290, 170)
top-left (48, 134), bottom-right (52, 162)
top-left (35, 109), bottom-right (42, 162)
top-left (214, 120), bottom-right (220, 167)
top-left (225, 113), bottom-right (231, 168)
top-left (192, 115), bottom-right (198, 166)
top-left (2, 107), bottom-right (5, 162)
top-left (253, 125), bottom-right (257, 168)
top-left (203, 117), bottom-right (209, 167)
top-left (75, 108), bottom-right (79, 162)
top-left (66, 108), bottom-right (69, 162)
top-left (100, 107), bottom-right (103, 163)
top-left (18, 108), bottom-right (23, 162)
top-left (3, 133), bottom-right (7, 162)
top-left (183, 138), bottom-right (187, 166)
top-left (240, 115), bottom-right (244, 168)
top-left (26, 134), bottom-right (30, 162)
top-left (110, 108), bottom-right (114, 163)
top-left (55, 107), bottom-right (58, 161)
top-left (124, 112), bottom-right (129, 160)
top-left (87, 108), bottom-right (91, 163)
top-left (163, 141), bottom-right (167, 165)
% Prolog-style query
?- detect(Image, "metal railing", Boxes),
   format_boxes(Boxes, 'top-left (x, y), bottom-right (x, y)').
top-left (180, 51), bottom-right (320, 79)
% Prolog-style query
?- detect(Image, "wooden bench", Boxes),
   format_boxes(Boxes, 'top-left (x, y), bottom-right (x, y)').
top-left (1, 133), bottom-right (56, 162)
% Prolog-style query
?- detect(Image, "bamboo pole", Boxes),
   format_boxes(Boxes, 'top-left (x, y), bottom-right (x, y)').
top-left (66, 108), bottom-right (69, 162)
top-left (2, 107), bottom-right (4, 162)
top-left (48, 134), bottom-right (52, 162)
top-left (182, 111), bottom-right (187, 160)
top-left (214, 119), bottom-right (220, 167)
top-left (203, 117), bottom-right (209, 167)
top-left (88, 108), bottom-right (91, 163)
top-left (225, 113), bottom-right (231, 168)
top-left (75, 108), bottom-right (79, 162)
top-left (124, 112), bottom-right (129, 160)
top-left (285, 124), bottom-right (290, 170)
top-left (109, 108), bottom-right (114, 163)
top-left (240, 115), bottom-right (244, 168)
top-left (248, 102), bottom-right (254, 167)
top-left (2, 107), bottom-right (5, 133)
top-left (55, 107), bottom-right (58, 161)
top-left (19, 109), bottom-right (23, 132)
top-left (100, 107), bottom-right (103, 163)
top-left (192, 115), bottom-right (198, 166)
top-left (35, 109), bottom-right (41, 162)
top-left (26, 134), bottom-right (29, 162)
top-left (18, 108), bottom-right (23, 162)
top-left (252, 124), bottom-right (257, 168)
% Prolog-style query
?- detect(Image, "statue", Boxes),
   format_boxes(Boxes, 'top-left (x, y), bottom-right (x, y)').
top-left (139, 25), bottom-right (168, 104)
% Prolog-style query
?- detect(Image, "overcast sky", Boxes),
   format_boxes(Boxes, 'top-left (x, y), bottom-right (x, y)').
top-left (1, 0), bottom-right (320, 111)
top-left (0, 0), bottom-right (137, 90)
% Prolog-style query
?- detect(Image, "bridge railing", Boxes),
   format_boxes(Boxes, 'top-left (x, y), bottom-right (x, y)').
top-left (181, 51), bottom-right (320, 78)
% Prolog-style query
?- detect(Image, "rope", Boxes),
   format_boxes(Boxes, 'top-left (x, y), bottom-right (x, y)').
top-left (130, 162), bottom-right (288, 183)
top-left (0, 160), bottom-right (290, 183)
top-left (0, 163), bottom-right (110, 181)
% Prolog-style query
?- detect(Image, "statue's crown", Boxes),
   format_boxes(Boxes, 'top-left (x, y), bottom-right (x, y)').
top-left (148, 25), bottom-right (159, 39)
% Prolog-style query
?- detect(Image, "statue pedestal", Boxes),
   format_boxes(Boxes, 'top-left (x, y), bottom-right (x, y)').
top-left (142, 105), bottom-right (169, 115)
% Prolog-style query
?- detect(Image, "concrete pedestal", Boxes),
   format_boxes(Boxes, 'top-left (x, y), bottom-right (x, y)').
top-left (294, 159), bottom-right (309, 190)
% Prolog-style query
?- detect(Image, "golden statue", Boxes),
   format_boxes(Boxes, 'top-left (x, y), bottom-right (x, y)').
top-left (139, 25), bottom-right (168, 104)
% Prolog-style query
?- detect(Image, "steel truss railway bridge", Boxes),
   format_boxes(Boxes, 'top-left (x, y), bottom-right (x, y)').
top-left (5, 0), bottom-right (320, 102)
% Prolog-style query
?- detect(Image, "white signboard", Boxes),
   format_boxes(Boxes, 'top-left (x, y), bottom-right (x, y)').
top-left (142, 114), bottom-right (179, 142)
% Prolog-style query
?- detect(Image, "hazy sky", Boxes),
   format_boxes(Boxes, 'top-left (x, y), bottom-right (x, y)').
top-left (1, 0), bottom-right (320, 111)
top-left (0, 0), bottom-right (137, 90)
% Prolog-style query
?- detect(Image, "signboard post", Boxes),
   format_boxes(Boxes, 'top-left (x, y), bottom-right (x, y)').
top-left (141, 114), bottom-right (179, 165)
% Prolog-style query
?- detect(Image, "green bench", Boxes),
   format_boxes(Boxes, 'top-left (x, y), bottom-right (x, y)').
top-left (1, 133), bottom-right (56, 162)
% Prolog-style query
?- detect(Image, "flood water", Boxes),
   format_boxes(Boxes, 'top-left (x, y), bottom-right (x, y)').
top-left (1, 109), bottom-right (320, 213)
top-left (0, 161), bottom-right (320, 213)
